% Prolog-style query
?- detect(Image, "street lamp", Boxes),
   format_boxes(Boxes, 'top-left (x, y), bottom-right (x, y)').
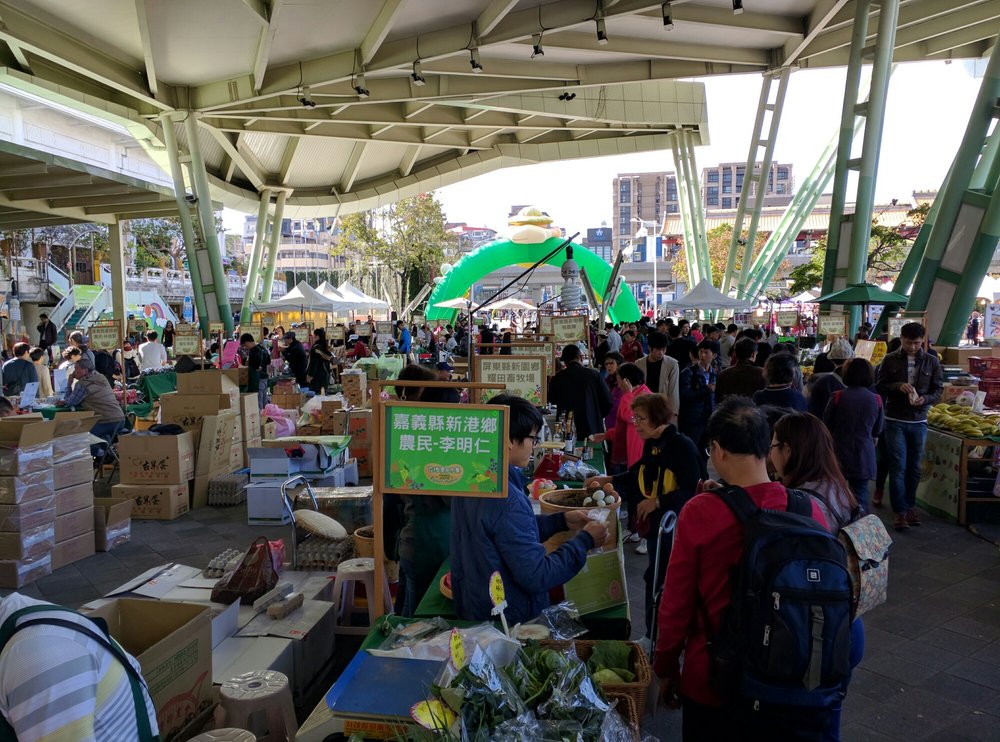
top-left (634, 219), bottom-right (659, 316)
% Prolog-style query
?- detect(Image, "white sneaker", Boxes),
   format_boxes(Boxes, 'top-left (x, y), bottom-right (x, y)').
top-left (635, 539), bottom-right (648, 555)
top-left (622, 530), bottom-right (641, 544)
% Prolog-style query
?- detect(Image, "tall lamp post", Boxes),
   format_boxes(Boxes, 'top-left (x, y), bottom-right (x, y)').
top-left (634, 219), bottom-right (659, 316)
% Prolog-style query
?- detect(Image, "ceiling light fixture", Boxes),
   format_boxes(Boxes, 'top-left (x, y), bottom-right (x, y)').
top-left (353, 72), bottom-right (369, 99)
top-left (411, 60), bottom-right (426, 86)
top-left (296, 86), bottom-right (316, 108)
top-left (531, 32), bottom-right (544, 58)
top-left (662, 2), bottom-right (673, 29)
top-left (732, 0), bottom-right (743, 14)
top-left (469, 48), bottom-right (483, 73)
top-left (596, 17), bottom-right (608, 44)
top-left (558, 92), bottom-right (576, 101)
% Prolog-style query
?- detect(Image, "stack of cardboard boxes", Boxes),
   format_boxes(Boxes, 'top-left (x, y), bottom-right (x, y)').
top-left (113, 432), bottom-right (195, 520)
top-left (341, 370), bottom-right (367, 408)
top-left (272, 381), bottom-right (304, 411)
top-left (50, 413), bottom-right (99, 570)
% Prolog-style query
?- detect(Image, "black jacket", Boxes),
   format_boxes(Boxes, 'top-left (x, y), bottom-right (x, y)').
top-left (37, 321), bottom-right (56, 349)
top-left (715, 361), bottom-right (766, 403)
top-left (612, 425), bottom-right (704, 515)
top-left (678, 363), bottom-right (716, 441)
top-left (547, 362), bottom-right (612, 439)
top-left (875, 348), bottom-right (943, 421)
top-left (281, 340), bottom-right (308, 386)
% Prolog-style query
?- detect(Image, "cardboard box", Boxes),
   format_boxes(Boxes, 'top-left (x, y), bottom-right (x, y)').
top-left (321, 400), bottom-right (344, 418)
top-left (0, 495), bottom-right (55, 532)
top-left (51, 412), bottom-right (98, 463)
top-left (52, 531), bottom-right (95, 570)
top-left (228, 441), bottom-right (244, 472)
top-left (93, 497), bottom-right (132, 551)
top-left (223, 367), bottom-right (249, 388)
top-left (0, 418), bottom-right (55, 475)
top-left (296, 424), bottom-right (322, 437)
top-left (56, 481), bottom-right (94, 516)
top-left (56, 506), bottom-right (95, 542)
top-left (248, 448), bottom-right (294, 481)
top-left (86, 599), bottom-right (213, 742)
top-left (158, 393), bottom-right (235, 445)
top-left (119, 432), bottom-right (195, 485)
top-left (347, 410), bottom-right (372, 447)
top-left (354, 447), bottom-right (371, 478)
top-left (0, 523), bottom-right (54, 559)
top-left (0, 552), bottom-right (51, 588)
top-left (0, 468), bottom-right (54, 505)
top-left (241, 394), bottom-right (261, 443)
top-left (176, 370), bottom-right (241, 407)
top-left (262, 420), bottom-right (277, 440)
top-left (112, 483), bottom-right (190, 520)
top-left (196, 413), bottom-right (238, 476)
top-left (272, 393), bottom-right (303, 409)
top-left (245, 482), bottom-right (292, 525)
top-left (53, 455), bottom-right (92, 490)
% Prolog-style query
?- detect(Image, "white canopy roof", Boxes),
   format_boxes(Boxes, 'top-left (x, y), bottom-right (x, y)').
top-left (789, 291), bottom-right (819, 303)
top-left (253, 281), bottom-right (353, 312)
top-left (336, 281), bottom-right (390, 311)
top-left (668, 280), bottom-right (752, 311)
top-left (315, 281), bottom-right (349, 302)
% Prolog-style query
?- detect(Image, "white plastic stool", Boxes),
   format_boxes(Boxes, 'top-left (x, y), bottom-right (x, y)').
top-left (332, 556), bottom-right (393, 634)
top-left (189, 730), bottom-right (256, 742)
top-left (216, 671), bottom-right (297, 742)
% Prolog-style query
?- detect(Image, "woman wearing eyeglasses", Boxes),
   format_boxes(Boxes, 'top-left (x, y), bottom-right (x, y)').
top-left (585, 393), bottom-right (704, 643)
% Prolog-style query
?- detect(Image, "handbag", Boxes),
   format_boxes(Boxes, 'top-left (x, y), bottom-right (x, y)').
top-left (838, 514), bottom-right (892, 618)
top-left (211, 537), bottom-right (282, 605)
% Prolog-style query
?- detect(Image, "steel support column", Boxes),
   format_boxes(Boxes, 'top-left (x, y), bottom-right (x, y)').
top-left (683, 129), bottom-right (712, 286)
top-left (159, 112), bottom-right (210, 333)
top-left (673, 130), bottom-right (710, 285)
top-left (670, 135), bottom-right (698, 288)
top-left (729, 68), bottom-right (791, 297)
top-left (260, 189), bottom-right (288, 303)
top-left (821, 0), bottom-right (899, 333)
top-left (184, 114), bottom-right (234, 335)
top-left (240, 188), bottom-right (272, 325)
top-left (906, 34), bottom-right (1000, 346)
top-left (107, 218), bottom-right (127, 339)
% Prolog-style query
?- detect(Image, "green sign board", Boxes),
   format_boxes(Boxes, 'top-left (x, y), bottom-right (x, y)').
top-left (382, 401), bottom-right (508, 497)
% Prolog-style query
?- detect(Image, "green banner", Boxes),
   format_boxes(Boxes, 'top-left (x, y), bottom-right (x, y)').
top-left (383, 401), bottom-right (508, 497)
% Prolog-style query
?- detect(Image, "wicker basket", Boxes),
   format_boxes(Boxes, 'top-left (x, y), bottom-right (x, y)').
top-left (353, 525), bottom-right (400, 582)
top-left (605, 691), bottom-right (640, 739)
top-left (538, 488), bottom-right (620, 553)
top-left (541, 639), bottom-right (651, 719)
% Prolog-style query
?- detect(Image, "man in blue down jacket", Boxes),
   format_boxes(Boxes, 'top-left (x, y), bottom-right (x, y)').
top-left (451, 394), bottom-right (609, 624)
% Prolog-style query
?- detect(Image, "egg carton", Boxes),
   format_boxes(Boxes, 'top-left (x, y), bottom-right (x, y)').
top-left (204, 548), bottom-right (244, 578)
top-left (294, 536), bottom-right (355, 571)
top-left (208, 472), bottom-right (249, 507)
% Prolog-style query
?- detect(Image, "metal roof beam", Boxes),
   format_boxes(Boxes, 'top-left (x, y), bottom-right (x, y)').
top-left (518, 32), bottom-right (770, 66)
top-left (238, 0), bottom-right (270, 25)
top-left (3, 40), bottom-right (30, 73)
top-left (85, 201), bottom-right (178, 216)
top-left (47, 190), bottom-right (163, 208)
top-left (278, 135), bottom-right (299, 185)
top-left (207, 117), bottom-right (479, 149)
top-left (398, 144), bottom-right (421, 176)
top-left (782, 0), bottom-right (851, 66)
top-left (199, 125), bottom-right (267, 190)
top-left (477, 0), bottom-right (519, 36)
top-left (636, 4), bottom-right (805, 36)
top-left (0, 214), bottom-right (81, 228)
top-left (2, 183), bottom-right (132, 201)
top-left (252, 0), bottom-right (284, 93)
top-left (361, 0), bottom-right (405, 65)
top-left (0, 1), bottom-right (171, 110)
top-left (133, 0), bottom-right (158, 98)
top-left (0, 173), bottom-right (93, 190)
top-left (339, 142), bottom-right (367, 193)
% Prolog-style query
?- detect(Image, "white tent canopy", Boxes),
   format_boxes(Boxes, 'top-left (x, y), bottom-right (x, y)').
top-left (315, 281), bottom-right (349, 302)
top-left (789, 291), bottom-right (819, 303)
top-left (252, 281), bottom-right (354, 312)
top-left (485, 297), bottom-right (537, 311)
top-left (336, 281), bottom-right (390, 311)
top-left (668, 280), bottom-right (753, 310)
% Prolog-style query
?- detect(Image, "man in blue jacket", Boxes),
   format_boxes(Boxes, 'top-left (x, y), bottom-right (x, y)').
top-left (451, 394), bottom-right (609, 624)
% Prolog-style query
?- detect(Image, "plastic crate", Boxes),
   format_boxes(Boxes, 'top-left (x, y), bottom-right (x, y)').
top-left (970, 357), bottom-right (1000, 378)
top-left (980, 379), bottom-right (1000, 408)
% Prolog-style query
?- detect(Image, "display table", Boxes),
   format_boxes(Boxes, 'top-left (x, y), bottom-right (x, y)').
top-left (415, 559), bottom-right (630, 639)
top-left (916, 427), bottom-right (1000, 524)
top-left (137, 371), bottom-right (177, 401)
top-left (34, 402), bottom-right (153, 420)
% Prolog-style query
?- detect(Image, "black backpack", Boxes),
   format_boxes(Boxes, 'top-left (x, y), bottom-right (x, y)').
top-left (703, 486), bottom-right (853, 714)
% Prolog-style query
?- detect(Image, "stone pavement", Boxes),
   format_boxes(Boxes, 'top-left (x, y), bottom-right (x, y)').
top-left (4, 482), bottom-right (1000, 740)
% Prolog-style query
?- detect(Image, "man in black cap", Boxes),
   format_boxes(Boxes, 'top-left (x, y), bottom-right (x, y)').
top-left (434, 361), bottom-right (454, 382)
top-left (281, 331), bottom-right (308, 387)
top-left (429, 361), bottom-right (460, 403)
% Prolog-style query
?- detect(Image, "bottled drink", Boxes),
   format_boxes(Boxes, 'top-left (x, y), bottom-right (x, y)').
top-left (564, 412), bottom-right (576, 454)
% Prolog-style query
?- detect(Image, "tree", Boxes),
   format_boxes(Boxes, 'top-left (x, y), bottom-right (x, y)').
top-left (788, 236), bottom-right (826, 296)
top-left (335, 194), bottom-right (456, 312)
top-left (671, 223), bottom-right (769, 288)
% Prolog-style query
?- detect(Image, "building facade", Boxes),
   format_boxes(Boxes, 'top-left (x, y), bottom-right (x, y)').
top-left (582, 226), bottom-right (613, 262)
top-left (611, 171), bottom-right (679, 259)
top-left (242, 215), bottom-right (344, 281)
top-left (701, 161), bottom-right (794, 211)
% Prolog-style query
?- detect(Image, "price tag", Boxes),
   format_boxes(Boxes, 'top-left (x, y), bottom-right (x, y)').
top-left (489, 570), bottom-right (506, 609)
top-left (449, 628), bottom-right (465, 671)
top-left (410, 699), bottom-right (455, 731)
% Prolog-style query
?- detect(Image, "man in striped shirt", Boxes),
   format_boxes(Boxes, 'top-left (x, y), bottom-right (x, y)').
top-left (0, 593), bottom-right (158, 741)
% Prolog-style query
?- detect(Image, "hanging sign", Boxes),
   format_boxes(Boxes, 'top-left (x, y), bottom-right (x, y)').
top-left (870, 340), bottom-right (888, 367)
top-left (412, 313), bottom-right (425, 327)
top-left (173, 330), bottom-right (202, 357)
top-left (127, 317), bottom-right (148, 336)
top-left (775, 310), bottom-right (799, 328)
top-left (538, 314), bottom-right (553, 335)
top-left (382, 401), bottom-right (508, 497)
top-left (550, 315), bottom-right (588, 345)
top-left (208, 322), bottom-right (225, 338)
top-left (473, 356), bottom-right (547, 406)
top-left (855, 339), bottom-right (876, 361)
top-left (818, 314), bottom-right (849, 338)
top-left (238, 325), bottom-right (265, 343)
top-left (355, 322), bottom-right (372, 338)
top-left (88, 323), bottom-right (122, 352)
top-left (887, 315), bottom-right (927, 339)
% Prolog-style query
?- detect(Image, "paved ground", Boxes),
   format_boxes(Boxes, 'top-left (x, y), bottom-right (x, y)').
top-left (7, 480), bottom-right (1000, 740)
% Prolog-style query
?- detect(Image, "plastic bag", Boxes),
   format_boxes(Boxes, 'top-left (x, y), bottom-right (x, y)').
top-left (444, 646), bottom-right (527, 735)
top-left (262, 404), bottom-right (296, 437)
top-left (515, 602), bottom-right (588, 642)
top-left (377, 617), bottom-right (451, 651)
top-left (211, 537), bottom-right (281, 605)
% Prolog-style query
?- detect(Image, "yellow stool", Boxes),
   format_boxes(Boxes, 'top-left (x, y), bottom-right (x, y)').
top-left (332, 556), bottom-right (393, 635)
top-left (215, 671), bottom-right (297, 742)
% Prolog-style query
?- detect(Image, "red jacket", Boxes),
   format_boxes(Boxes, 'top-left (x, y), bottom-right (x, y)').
top-left (652, 482), bottom-right (828, 706)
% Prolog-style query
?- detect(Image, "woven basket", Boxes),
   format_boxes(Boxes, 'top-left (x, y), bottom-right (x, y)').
top-left (537, 489), bottom-right (620, 553)
top-left (353, 525), bottom-right (400, 582)
top-left (541, 639), bottom-right (651, 719)
top-left (605, 691), bottom-right (640, 739)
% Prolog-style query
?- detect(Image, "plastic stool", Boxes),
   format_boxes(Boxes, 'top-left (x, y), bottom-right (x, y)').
top-left (190, 730), bottom-right (256, 742)
top-left (332, 557), bottom-right (393, 634)
top-left (216, 671), bottom-right (297, 742)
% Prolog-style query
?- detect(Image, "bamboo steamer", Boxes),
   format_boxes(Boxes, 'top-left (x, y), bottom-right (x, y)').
top-left (537, 488), bottom-right (620, 553)
top-left (353, 526), bottom-right (400, 582)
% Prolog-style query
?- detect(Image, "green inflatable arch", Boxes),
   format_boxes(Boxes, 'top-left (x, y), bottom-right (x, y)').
top-left (426, 237), bottom-right (642, 324)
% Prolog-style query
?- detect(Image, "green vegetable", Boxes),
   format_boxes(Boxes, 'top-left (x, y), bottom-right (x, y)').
top-left (591, 668), bottom-right (627, 684)
top-left (587, 640), bottom-right (636, 683)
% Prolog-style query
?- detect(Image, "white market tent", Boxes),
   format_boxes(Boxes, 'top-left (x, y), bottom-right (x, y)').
top-left (252, 281), bottom-right (354, 312)
top-left (485, 297), bottom-right (537, 311)
top-left (668, 280), bottom-right (753, 311)
top-left (336, 281), bottom-right (390, 311)
top-left (789, 291), bottom-right (819, 303)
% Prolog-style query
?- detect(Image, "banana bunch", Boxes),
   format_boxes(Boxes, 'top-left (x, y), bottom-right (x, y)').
top-left (928, 403), bottom-right (1000, 439)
